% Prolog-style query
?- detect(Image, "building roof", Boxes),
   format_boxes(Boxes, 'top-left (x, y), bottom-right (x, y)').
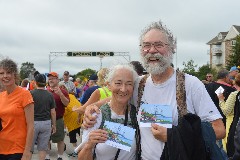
top-left (207, 31), bottom-right (228, 45)
top-left (207, 36), bottom-right (218, 45)
top-left (207, 25), bottom-right (239, 45)
top-left (233, 25), bottom-right (240, 33)
top-left (220, 32), bottom-right (228, 36)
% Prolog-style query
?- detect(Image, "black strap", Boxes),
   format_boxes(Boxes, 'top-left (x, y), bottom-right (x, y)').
top-left (114, 105), bottom-right (129, 160)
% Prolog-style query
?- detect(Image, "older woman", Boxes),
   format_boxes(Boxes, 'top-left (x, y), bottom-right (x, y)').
top-left (0, 58), bottom-right (34, 160)
top-left (78, 64), bottom-right (140, 160)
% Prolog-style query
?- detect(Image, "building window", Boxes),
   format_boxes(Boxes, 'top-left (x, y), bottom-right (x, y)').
top-left (231, 40), bottom-right (236, 46)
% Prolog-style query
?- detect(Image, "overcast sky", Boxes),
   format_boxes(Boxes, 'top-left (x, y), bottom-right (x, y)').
top-left (0, 0), bottom-right (239, 76)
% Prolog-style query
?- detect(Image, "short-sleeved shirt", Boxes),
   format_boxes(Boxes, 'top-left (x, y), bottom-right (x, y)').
top-left (61, 80), bottom-right (76, 93)
top-left (0, 87), bottom-right (33, 154)
top-left (99, 87), bottom-right (112, 100)
top-left (63, 94), bottom-right (81, 132)
top-left (48, 88), bottom-right (69, 119)
top-left (30, 89), bottom-right (56, 121)
top-left (132, 70), bottom-right (222, 160)
top-left (80, 85), bottom-right (100, 105)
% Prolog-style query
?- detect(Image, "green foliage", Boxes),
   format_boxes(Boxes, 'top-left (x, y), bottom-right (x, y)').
top-left (19, 62), bottom-right (36, 80)
top-left (182, 59), bottom-right (197, 76)
top-left (195, 64), bottom-right (217, 81)
top-left (182, 60), bottom-right (218, 81)
top-left (75, 68), bottom-right (96, 81)
top-left (226, 35), bottom-right (240, 70)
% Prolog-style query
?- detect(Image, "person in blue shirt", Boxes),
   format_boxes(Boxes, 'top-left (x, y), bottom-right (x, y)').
top-left (80, 74), bottom-right (100, 105)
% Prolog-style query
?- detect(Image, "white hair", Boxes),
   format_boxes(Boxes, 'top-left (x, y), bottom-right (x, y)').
top-left (139, 20), bottom-right (176, 54)
top-left (106, 64), bottom-right (138, 83)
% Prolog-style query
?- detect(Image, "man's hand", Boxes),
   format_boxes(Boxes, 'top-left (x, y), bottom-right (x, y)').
top-left (82, 104), bottom-right (100, 129)
top-left (52, 125), bottom-right (56, 134)
top-left (53, 87), bottom-right (63, 96)
top-left (151, 123), bottom-right (167, 142)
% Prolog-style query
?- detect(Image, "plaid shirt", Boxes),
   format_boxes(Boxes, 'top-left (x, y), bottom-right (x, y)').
top-left (61, 80), bottom-right (76, 93)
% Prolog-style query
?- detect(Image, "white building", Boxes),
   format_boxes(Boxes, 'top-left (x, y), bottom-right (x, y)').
top-left (207, 25), bottom-right (240, 69)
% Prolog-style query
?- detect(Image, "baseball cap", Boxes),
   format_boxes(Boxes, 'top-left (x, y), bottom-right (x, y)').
top-left (47, 72), bottom-right (58, 78)
top-left (230, 66), bottom-right (238, 72)
top-left (35, 74), bottom-right (46, 83)
top-left (33, 71), bottom-right (40, 78)
top-left (89, 74), bottom-right (98, 81)
top-left (64, 71), bottom-right (69, 75)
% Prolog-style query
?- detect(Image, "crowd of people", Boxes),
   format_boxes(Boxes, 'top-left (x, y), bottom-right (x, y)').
top-left (0, 19), bottom-right (240, 160)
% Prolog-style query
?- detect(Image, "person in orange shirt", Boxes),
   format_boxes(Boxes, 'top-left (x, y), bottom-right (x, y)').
top-left (0, 58), bottom-right (34, 160)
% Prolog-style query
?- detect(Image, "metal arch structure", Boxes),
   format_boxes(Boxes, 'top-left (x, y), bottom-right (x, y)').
top-left (49, 51), bottom-right (131, 72)
top-left (49, 52), bottom-right (67, 72)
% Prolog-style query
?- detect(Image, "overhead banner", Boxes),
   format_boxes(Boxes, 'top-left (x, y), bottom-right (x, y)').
top-left (67, 51), bottom-right (114, 57)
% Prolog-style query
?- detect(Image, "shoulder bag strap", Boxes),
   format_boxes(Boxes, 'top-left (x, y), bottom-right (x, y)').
top-left (137, 74), bottom-right (149, 111)
top-left (176, 69), bottom-right (187, 122)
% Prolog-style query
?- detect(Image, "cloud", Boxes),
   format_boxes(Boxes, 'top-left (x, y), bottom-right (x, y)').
top-left (0, 0), bottom-right (239, 75)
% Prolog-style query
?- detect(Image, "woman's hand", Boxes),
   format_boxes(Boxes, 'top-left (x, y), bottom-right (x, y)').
top-left (82, 104), bottom-right (100, 129)
top-left (217, 93), bottom-right (225, 102)
top-left (85, 129), bottom-right (108, 149)
top-left (21, 150), bottom-right (31, 160)
top-left (72, 106), bottom-right (85, 114)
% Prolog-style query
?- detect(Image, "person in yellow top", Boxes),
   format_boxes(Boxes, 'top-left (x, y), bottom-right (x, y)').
top-left (73, 68), bottom-right (112, 114)
top-left (58, 82), bottom-right (83, 157)
top-left (218, 73), bottom-right (240, 153)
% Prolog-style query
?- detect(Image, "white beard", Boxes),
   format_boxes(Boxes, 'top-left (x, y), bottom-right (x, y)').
top-left (141, 53), bottom-right (173, 75)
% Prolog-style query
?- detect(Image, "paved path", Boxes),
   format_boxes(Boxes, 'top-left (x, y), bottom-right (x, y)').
top-left (32, 131), bottom-right (82, 160)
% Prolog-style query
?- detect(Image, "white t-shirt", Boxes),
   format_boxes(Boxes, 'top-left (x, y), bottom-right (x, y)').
top-left (132, 70), bottom-right (222, 160)
top-left (81, 108), bottom-right (136, 160)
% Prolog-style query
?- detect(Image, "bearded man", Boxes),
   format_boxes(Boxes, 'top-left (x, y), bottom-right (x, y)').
top-left (82, 20), bottom-right (226, 160)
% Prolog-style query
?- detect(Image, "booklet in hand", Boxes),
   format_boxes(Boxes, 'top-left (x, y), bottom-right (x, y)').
top-left (103, 121), bottom-right (135, 152)
top-left (215, 86), bottom-right (224, 96)
top-left (139, 104), bottom-right (172, 128)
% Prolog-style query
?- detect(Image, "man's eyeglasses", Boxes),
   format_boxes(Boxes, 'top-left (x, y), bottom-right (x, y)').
top-left (206, 76), bottom-right (212, 78)
top-left (140, 41), bottom-right (169, 52)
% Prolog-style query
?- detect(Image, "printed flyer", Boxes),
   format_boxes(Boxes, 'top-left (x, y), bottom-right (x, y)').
top-left (103, 121), bottom-right (136, 152)
top-left (139, 104), bottom-right (172, 128)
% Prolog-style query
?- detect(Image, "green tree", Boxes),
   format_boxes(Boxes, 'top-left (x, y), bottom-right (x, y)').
top-left (19, 62), bottom-right (36, 80)
top-left (195, 64), bottom-right (217, 81)
top-left (226, 35), bottom-right (240, 70)
top-left (75, 68), bottom-right (96, 81)
top-left (182, 59), bottom-right (197, 76)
